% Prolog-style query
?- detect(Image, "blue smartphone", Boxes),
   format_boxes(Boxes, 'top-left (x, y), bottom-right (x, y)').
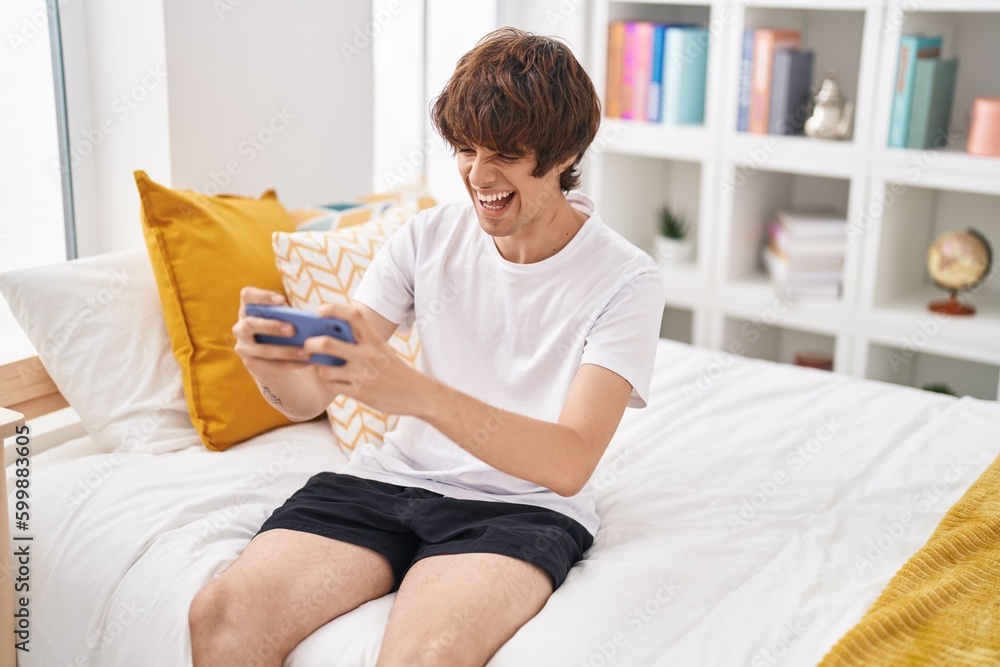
top-left (245, 304), bottom-right (356, 366)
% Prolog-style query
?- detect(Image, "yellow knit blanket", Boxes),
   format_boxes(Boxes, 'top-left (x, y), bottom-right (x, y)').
top-left (819, 453), bottom-right (1000, 667)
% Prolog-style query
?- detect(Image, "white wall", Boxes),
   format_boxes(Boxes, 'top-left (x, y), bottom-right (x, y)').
top-left (30, 0), bottom-right (589, 258)
top-left (61, 0), bottom-right (375, 257)
top-left (163, 0), bottom-right (373, 211)
top-left (497, 0), bottom-right (589, 58)
top-left (372, 0), bottom-right (426, 194)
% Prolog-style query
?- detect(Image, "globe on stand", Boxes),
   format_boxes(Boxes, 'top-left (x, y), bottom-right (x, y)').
top-left (926, 228), bottom-right (992, 316)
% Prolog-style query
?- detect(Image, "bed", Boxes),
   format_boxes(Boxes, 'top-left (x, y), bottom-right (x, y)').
top-left (3, 332), bottom-right (1000, 666)
top-left (0, 190), bottom-right (1000, 667)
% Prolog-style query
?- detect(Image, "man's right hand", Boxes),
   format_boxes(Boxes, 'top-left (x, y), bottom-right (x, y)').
top-left (232, 286), bottom-right (310, 382)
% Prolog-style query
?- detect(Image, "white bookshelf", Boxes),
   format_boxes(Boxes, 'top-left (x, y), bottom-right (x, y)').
top-left (585, 0), bottom-right (1000, 399)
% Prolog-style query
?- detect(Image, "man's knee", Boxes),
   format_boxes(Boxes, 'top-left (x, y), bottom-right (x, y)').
top-left (189, 581), bottom-right (225, 631)
top-left (189, 582), bottom-right (245, 650)
top-left (189, 581), bottom-right (237, 657)
top-left (189, 579), bottom-right (291, 666)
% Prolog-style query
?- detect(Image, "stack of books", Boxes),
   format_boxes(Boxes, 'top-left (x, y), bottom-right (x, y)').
top-left (761, 208), bottom-right (846, 297)
top-left (737, 29), bottom-right (815, 135)
top-left (887, 34), bottom-right (959, 150)
top-left (605, 21), bottom-right (709, 125)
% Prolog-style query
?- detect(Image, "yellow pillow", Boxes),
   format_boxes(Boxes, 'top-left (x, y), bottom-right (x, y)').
top-left (135, 170), bottom-right (298, 451)
top-left (272, 202), bottom-right (429, 453)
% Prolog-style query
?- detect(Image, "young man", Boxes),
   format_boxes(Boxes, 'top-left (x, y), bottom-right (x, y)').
top-left (189, 27), bottom-right (665, 667)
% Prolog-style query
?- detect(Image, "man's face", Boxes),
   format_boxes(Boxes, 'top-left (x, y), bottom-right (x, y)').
top-left (456, 145), bottom-right (565, 238)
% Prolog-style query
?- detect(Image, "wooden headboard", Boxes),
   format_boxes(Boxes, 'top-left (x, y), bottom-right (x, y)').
top-left (0, 356), bottom-right (67, 421)
top-left (1, 355), bottom-right (65, 665)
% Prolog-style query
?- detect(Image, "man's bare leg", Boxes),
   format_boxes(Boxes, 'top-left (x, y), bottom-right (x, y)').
top-left (189, 528), bottom-right (395, 667)
top-left (375, 552), bottom-right (554, 667)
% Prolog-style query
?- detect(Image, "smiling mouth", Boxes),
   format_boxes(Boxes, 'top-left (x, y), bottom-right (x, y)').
top-left (477, 190), bottom-right (515, 212)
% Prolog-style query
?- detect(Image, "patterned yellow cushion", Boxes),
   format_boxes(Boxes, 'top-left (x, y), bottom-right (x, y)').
top-left (272, 202), bottom-right (423, 453)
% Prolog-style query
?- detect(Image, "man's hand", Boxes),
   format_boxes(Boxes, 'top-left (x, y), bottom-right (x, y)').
top-left (230, 287), bottom-right (335, 421)
top-left (302, 302), bottom-right (430, 416)
top-left (232, 287), bottom-right (311, 383)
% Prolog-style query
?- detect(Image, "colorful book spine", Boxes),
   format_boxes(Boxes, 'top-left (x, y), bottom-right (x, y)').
top-left (647, 24), bottom-right (666, 122)
top-left (906, 57), bottom-right (958, 149)
top-left (887, 34), bottom-right (943, 148)
top-left (620, 22), bottom-right (654, 120)
top-left (748, 29), bottom-right (802, 135)
top-left (605, 22), bottom-right (626, 118)
top-left (620, 23), bottom-right (640, 119)
top-left (662, 27), bottom-right (709, 125)
top-left (634, 23), bottom-right (654, 122)
top-left (769, 49), bottom-right (814, 135)
top-left (737, 29), bottom-right (754, 132)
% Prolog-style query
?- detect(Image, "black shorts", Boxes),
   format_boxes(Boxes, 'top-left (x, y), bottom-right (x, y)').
top-left (254, 472), bottom-right (594, 592)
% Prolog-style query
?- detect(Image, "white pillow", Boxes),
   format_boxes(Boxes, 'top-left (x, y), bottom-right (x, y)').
top-left (0, 249), bottom-right (201, 454)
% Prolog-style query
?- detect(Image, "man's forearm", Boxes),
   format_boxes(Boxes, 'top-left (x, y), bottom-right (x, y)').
top-left (253, 365), bottom-right (329, 422)
top-left (413, 377), bottom-right (588, 497)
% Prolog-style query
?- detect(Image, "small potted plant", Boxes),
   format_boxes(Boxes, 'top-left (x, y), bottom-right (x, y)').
top-left (922, 382), bottom-right (958, 396)
top-left (654, 204), bottom-right (694, 263)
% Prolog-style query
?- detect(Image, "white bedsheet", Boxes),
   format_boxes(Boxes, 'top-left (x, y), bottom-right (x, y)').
top-left (9, 339), bottom-right (1000, 667)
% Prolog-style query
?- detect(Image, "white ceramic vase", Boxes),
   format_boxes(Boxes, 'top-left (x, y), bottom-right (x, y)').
top-left (654, 235), bottom-right (695, 264)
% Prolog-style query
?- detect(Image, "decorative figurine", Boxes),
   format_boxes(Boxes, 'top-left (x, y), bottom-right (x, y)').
top-left (804, 69), bottom-right (854, 141)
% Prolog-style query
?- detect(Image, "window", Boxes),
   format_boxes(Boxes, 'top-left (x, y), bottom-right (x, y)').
top-left (1, 0), bottom-right (75, 364)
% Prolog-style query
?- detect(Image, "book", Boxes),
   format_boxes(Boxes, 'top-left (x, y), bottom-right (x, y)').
top-left (662, 26), bottom-right (709, 125)
top-left (737, 29), bottom-right (755, 132)
top-left (635, 24), bottom-right (654, 121)
top-left (906, 57), bottom-right (958, 149)
top-left (748, 29), bottom-right (802, 134)
top-left (768, 246), bottom-right (845, 273)
top-left (605, 22), bottom-right (626, 118)
top-left (620, 22), bottom-right (654, 120)
top-left (887, 34), bottom-right (943, 148)
top-left (619, 23), bottom-right (640, 119)
top-left (775, 208), bottom-right (847, 239)
top-left (768, 222), bottom-right (846, 259)
top-left (762, 247), bottom-right (842, 296)
top-left (767, 214), bottom-right (845, 281)
top-left (769, 49), bottom-right (814, 135)
top-left (763, 246), bottom-right (843, 281)
top-left (647, 24), bottom-right (666, 122)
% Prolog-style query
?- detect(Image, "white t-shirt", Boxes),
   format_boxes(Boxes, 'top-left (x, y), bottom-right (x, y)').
top-left (339, 191), bottom-right (665, 536)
